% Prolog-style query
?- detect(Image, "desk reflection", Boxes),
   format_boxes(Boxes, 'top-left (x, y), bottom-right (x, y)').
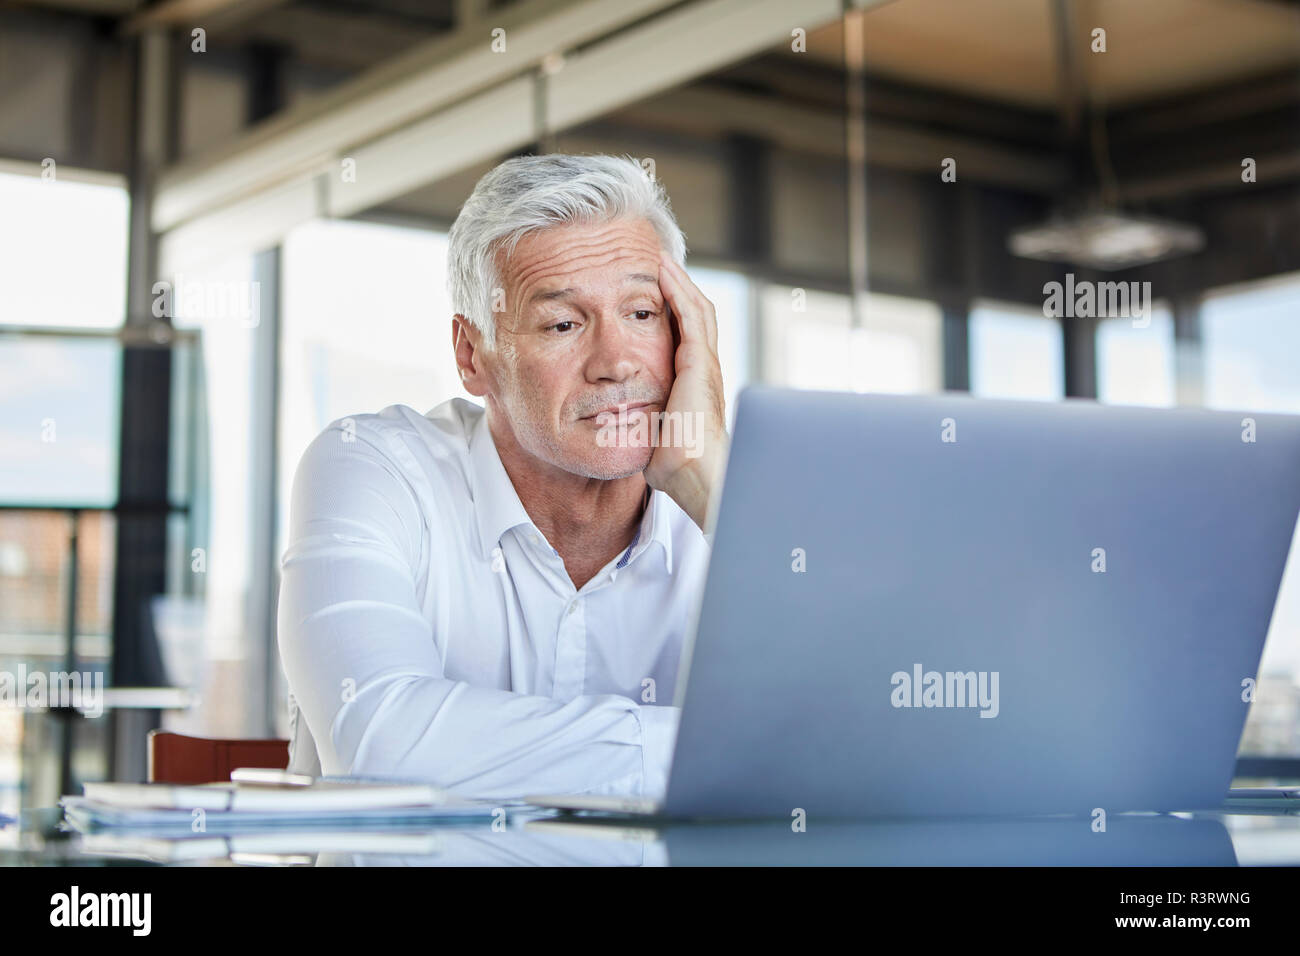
top-left (317, 813), bottom-right (1235, 867)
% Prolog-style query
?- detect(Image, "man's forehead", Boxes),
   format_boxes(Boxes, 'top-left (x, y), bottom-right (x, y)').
top-left (527, 272), bottom-right (659, 304)
top-left (499, 219), bottom-right (662, 291)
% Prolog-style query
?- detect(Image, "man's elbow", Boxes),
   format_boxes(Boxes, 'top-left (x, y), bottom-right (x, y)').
top-left (325, 677), bottom-right (445, 783)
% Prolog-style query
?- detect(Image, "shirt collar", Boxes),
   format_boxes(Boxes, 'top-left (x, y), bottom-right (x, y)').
top-left (640, 486), bottom-right (675, 575)
top-left (468, 408), bottom-right (533, 560)
top-left (611, 484), bottom-right (675, 577)
top-left (468, 406), bottom-right (675, 575)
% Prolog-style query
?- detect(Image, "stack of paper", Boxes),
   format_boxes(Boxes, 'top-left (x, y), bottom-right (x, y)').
top-left (76, 828), bottom-right (449, 864)
top-left (62, 778), bottom-right (502, 834)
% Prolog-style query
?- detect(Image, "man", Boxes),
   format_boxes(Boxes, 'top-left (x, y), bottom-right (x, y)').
top-left (277, 154), bottom-right (728, 801)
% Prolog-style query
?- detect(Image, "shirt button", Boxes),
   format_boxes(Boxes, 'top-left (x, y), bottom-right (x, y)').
top-left (566, 602), bottom-right (577, 616)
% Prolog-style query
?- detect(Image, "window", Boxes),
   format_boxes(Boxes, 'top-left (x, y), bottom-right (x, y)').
top-left (0, 164), bottom-right (130, 816)
top-left (1203, 275), bottom-right (1300, 414)
top-left (1096, 306), bottom-right (1176, 407)
top-left (166, 253), bottom-right (260, 739)
top-left (970, 300), bottom-right (1064, 401)
top-left (679, 265), bottom-right (750, 428)
top-left (0, 337), bottom-right (121, 506)
top-left (0, 167), bottom-right (128, 329)
top-left (760, 285), bottom-right (942, 394)
top-left (1201, 274), bottom-right (1300, 757)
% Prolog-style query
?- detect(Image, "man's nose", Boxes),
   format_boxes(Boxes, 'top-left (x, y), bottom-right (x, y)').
top-left (584, 311), bottom-right (642, 382)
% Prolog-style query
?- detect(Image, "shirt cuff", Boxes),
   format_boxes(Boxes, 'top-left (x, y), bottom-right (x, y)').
top-left (635, 704), bottom-right (681, 801)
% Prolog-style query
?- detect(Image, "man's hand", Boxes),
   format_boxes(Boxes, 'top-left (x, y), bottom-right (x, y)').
top-left (644, 249), bottom-right (729, 532)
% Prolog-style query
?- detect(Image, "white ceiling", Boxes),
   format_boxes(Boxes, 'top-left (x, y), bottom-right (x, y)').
top-left (804, 0), bottom-right (1300, 108)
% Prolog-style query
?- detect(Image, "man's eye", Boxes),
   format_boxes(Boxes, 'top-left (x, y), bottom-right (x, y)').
top-left (632, 310), bottom-right (655, 320)
top-left (549, 321), bottom-right (576, 333)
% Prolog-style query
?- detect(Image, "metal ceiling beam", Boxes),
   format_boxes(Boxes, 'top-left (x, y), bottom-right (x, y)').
top-left (543, 0), bottom-right (843, 133)
top-left (121, 0), bottom-right (289, 34)
top-left (325, 76), bottom-right (535, 219)
top-left (212, 5), bottom-right (443, 72)
top-left (151, 0), bottom-right (681, 233)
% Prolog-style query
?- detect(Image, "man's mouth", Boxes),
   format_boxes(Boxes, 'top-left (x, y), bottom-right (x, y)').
top-left (580, 401), bottom-right (655, 422)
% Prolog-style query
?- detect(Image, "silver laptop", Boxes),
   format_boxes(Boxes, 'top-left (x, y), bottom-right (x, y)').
top-left (528, 386), bottom-right (1300, 819)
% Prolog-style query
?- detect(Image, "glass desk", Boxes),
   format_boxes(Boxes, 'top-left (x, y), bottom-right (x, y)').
top-left (3, 805), bottom-right (1299, 867)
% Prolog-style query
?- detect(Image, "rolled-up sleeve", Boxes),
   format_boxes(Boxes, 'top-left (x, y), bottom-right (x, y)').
top-left (276, 424), bottom-right (679, 801)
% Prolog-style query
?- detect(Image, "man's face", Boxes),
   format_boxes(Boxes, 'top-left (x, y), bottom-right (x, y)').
top-left (479, 217), bottom-right (675, 479)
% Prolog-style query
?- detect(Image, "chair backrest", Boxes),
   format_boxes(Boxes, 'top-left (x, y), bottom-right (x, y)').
top-left (148, 730), bottom-right (290, 784)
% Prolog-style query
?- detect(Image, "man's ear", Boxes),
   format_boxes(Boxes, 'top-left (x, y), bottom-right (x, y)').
top-left (452, 315), bottom-right (489, 397)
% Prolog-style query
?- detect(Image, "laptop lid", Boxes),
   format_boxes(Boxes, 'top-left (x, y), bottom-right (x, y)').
top-left (665, 386), bottom-right (1300, 818)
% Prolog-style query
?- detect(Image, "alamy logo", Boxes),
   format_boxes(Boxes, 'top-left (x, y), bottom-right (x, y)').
top-left (594, 404), bottom-right (704, 458)
top-left (50, 886), bottom-right (151, 935)
top-left (890, 663), bottom-right (999, 718)
top-left (1042, 272), bottom-right (1151, 326)
top-left (0, 666), bottom-right (103, 718)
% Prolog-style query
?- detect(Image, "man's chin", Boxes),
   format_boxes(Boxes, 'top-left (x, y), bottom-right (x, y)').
top-left (567, 446), bottom-right (654, 480)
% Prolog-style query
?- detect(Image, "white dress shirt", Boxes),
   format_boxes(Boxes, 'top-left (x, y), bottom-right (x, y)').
top-left (277, 397), bottom-right (710, 802)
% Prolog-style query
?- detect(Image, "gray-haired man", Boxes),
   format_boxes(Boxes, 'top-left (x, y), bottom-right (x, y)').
top-left (278, 154), bottom-right (728, 801)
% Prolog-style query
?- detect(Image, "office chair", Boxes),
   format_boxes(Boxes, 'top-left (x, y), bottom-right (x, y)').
top-left (148, 730), bottom-right (290, 784)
